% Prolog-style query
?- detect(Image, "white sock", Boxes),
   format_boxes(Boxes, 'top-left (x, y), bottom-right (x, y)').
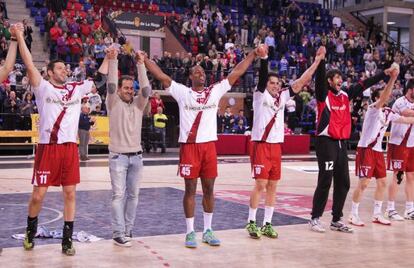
top-left (405, 201), bottom-right (414, 212)
top-left (203, 212), bottom-right (213, 232)
top-left (373, 200), bottom-right (383, 215)
top-left (387, 201), bottom-right (395, 211)
top-left (351, 201), bottom-right (360, 216)
top-left (186, 217), bottom-right (194, 234)
top-left (248, 207), bottom-right (257, 222)
top-left (263, 206), bottom-right (274, 225)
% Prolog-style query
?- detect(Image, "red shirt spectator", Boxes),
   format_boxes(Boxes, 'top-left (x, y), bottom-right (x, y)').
top-left (50, 23), bottom-right (63, 41)
top-left (80, 20), bottom-right (91, 37)
top-left (68, 34), bottom-right (83, 55)
top-left (150, 92), bottom-right (165, 115)
top-left (74, 2), bottom-right (83, 11)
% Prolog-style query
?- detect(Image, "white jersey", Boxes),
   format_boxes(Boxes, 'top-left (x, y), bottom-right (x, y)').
top-left (251, 87), bottom-right (293, 143)
top-left (167, 79), bottom-right (231, 143)
top-left (34, 78), bottom-right (93, 144)
top-left (389, 96), bottom-right (414, 146)
top-left (357, 103), bottom-right (400, 152)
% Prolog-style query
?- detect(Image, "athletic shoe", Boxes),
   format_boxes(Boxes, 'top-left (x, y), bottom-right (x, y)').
top-left (404, 210), bottom-right (414, 220)
top-left (261, 223), bottom-right (278, 238)
top-left (348, 214), bottom-right (365, 226)
top-left (372, 214), bottom-right (391, 225)
top-left (245, 221), bottom-right (262, 239)
top-left (330, 221), bottom-right (354, 233)
top-left (385, 210), bottom-right (404, 221)
top-left (23, 230), bottom-right (35, 250)
top-left (125, 232), bottom-right (132, 242)
top-left (202, 229), bottom-right (221, 246)
top-left (62, 242), bottom-right (76, 256)
top-left (113, 237), bottom-right (132, 247)
top-left (185, 231), bottom-right (197, 248)
top-left (309, 218), bottom-right (326, 233)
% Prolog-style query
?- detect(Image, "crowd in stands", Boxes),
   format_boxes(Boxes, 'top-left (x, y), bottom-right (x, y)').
top-left (0, 0), bottom-right (413, 146)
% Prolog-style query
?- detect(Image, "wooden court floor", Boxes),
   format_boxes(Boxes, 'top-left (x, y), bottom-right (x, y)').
top-left (0, 155), bottom-right (413, 267)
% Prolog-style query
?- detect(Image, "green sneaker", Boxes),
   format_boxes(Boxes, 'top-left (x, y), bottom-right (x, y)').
top-left (185, 231), bottom-right (197, 248)
top-left (62, 242), bottom-right (76, 256)
top-left (202, 229), bottom-right (221, 246)
top-left (246, 221), bottom-right (262, 239)
top-left (23, 230), bottom-right (35, 250)
top-left (261, 223), bottom-right (278, 238)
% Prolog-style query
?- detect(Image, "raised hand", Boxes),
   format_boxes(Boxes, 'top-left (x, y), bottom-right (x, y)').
top-left (14, 23), bottom-right (25, 37)
top-left (384, 62), bottom-right (399, 76)
top-left (315, 46), bottom-right (326, 61)
top-left (135, 50), bottom-right (147, 64)
top-left (106, 46), bottom-right (118, 60)
top-left (255, 44), bottom-right (268, 58)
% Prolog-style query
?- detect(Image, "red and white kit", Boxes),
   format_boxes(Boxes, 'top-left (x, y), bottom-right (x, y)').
top-left (167, 79), bottom-right (231, 178)
top-left (356, 103), bottom-right (400, 178)
top-left (250, 87), bottom-right (294, 180)
top-left (32, 78), bottom-right (93, 186)
top-left (387, 96), bottom-right (414, 172)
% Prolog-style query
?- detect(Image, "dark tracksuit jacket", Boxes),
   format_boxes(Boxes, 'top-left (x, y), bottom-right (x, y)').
top-left (311, 60), bottom-right (387, 221)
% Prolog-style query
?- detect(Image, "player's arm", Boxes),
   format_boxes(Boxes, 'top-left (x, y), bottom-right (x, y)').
top-left (395, 116), bottom-right (414, 124)
top-left (291, 47), bottom-right (326, 94)
top-left (136, 51), bottom-right (151, 110)
top-left (106, 48), bottom-right (118, 95)
top-left (15, 23), bottom-right (42, 87)
top-left (0, 31), bottom-right (18, 82)
top-left (227, 45), bottom-right (266, 86)
top-left (374, 67), bottom-right (399, 109)
top-left (256, 57), bottom-right (268, 93)
top-left (314, 47), bottom-right (327, 102)
top-left (348, 65), bottom-right (396, 100)
top-left (144, 54), bottom-right (172, 89)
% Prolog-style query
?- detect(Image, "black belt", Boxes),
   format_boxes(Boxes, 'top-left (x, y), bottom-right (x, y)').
top-left (119, 151), bottom-right (142, 157)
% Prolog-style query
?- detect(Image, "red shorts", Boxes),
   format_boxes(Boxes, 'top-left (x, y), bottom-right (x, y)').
top-left (179, 142), bottom-right (217, 179)
top-left (387, 144), bottom-right (414, 172)
top-left (32, 143), bottom-right (80, 187)
top-left (250, 142), bottom-right (281, 180)
top-left (355, 147), bottom-right (386, 178)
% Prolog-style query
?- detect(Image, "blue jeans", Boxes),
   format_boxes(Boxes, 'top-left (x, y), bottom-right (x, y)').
top-left (109, 152), bottom-right (143, 238)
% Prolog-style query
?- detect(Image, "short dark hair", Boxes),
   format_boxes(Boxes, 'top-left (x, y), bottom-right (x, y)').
top-left (268, 72), bottom-right (279, 81)
top-left (371, 89), bottom-right (381, 102)
top-left (47, 59), bottom-right (65, 72)
top-left (326, 69), bottom-right (343, 81)
top-left (405, 79), bottom-right (414, 95)
top-left (118, 75), bottom-right (134, 87)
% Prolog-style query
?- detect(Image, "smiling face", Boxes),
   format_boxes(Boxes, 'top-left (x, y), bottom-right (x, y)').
top-left (267, 75), bottom-right (282, 97)
top-left (328, 74), bottom-right (343, 92)
top-left (47, 61), bottom-right (68, 85)
top-left (117, 77), bottom-right (134, 103)
top-left (190, 66), bottom-right (206, 89)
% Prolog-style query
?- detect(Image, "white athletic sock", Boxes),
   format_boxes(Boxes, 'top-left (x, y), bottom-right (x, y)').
top-left (351, 201), bottom-right (360, 216)
top-left (263, 206), bottom-right (274, 225)
top-left (405, 201), bottom-right (414, 212)
top-left (186, 217), bottom-right (194, 234)
top-left (373, 200), bottom-right (383, 215)
top-left (248, 207), bottom-right (257, 223)
top-left (203, 212), bottom-right (213, 232)
top-left (387, 201), bottom-right (395, 211)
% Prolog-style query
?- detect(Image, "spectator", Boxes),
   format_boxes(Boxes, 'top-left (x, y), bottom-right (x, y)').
top-left (87, 84), bottom-right (102, 112)
top-left (232, 119), bottom-right (246, 134)
top-left (19, 92), bottom-right (36, 130)
top-left (150, 92), bottom-right (165, 115)
top-left (3, 90), bottom-right (20, 130)
top-left (153, 106), bottom-right (168, 153)
top-left (223, 106), bottom-right (235, 134)
top-left (78, 103), bottom-right (95, 161)
top-left (234, 109), bottom-right (248, 130)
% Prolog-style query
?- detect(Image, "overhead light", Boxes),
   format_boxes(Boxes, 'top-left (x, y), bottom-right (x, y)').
top-left (387, 21), bottom-right (396, 25)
